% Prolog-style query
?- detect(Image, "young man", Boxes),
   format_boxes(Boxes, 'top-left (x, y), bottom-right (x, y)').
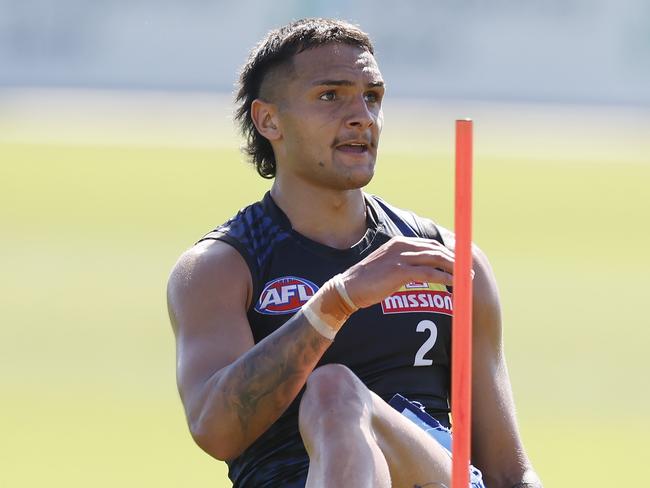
top-left (167, 18), bottom-right (542, 488)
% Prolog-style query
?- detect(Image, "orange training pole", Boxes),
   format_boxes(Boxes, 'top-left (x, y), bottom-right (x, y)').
top-left (451, 119), bottom-right (473, 488)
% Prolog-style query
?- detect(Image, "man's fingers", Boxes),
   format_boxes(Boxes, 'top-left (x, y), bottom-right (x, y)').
top-left (399, 249), bottom-right (475, 284)
top-left (406, 265), bottom-right (454, 286)
top-left (345, 237), bottom-right (466, 307)
top-left (389, 239), bottom-right (455, 260)
top-left (400, 250), bottom-right (455, 274)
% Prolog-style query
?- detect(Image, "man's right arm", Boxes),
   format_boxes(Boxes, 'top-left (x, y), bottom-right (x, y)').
top-left (167, 240), bottom-right (336, 461)
top-left (167, 237), bottom-right (456, 461)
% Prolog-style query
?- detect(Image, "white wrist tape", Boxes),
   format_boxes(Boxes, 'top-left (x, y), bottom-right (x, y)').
top-left (331, 273), bottom-right (358, 311)
top-left (302, 301), bottom-right (338, 341)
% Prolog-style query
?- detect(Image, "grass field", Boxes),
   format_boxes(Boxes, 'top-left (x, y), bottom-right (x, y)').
top-left (1, 91), bottom-right (649, 487)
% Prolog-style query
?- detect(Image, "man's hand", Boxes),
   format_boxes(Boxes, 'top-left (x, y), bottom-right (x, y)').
top-left (342, 236), bottom-right (457, 309)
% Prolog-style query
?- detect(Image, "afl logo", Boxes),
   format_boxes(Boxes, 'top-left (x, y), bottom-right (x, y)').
top-left (255, 276), bottom-right (320, 315)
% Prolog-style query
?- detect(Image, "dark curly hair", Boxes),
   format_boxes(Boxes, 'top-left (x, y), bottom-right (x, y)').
top-left (234, 18), bottom-right (375, 179)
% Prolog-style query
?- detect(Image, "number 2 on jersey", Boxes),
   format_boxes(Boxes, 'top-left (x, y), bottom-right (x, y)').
top-left (413, 319), bottom-right (438, 366)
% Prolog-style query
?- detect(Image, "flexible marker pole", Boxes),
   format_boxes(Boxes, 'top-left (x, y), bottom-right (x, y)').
top-left (452, 119), bottom-right (473, 488)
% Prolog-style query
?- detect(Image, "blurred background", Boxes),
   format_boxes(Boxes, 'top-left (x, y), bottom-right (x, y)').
top-left (1, 1), bottom-right (649, 487)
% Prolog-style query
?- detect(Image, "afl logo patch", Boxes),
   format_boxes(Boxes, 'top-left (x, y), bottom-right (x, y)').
top-left (255, 276), bottom-right (319, 315)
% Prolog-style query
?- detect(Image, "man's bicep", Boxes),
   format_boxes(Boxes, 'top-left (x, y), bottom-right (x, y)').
top-left (167, 241), bottom-right (255, 413)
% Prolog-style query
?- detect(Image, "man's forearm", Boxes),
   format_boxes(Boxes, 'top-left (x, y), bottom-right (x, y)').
top-left (191, 280), bottom-right (354, 460)
top-left (216, 310), bottom-right (331, 440)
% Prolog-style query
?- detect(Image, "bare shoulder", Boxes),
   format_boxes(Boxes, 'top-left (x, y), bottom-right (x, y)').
top-left (167, 239), bottom-right (253, 337)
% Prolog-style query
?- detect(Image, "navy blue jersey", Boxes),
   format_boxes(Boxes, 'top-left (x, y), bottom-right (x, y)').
top-left (199, 192), bottom-right (453, 487)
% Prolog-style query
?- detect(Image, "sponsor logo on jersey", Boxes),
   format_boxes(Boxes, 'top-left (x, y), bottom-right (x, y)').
top-left (255, 276), bottom-right (319, 315)
top-left (381, 282), bottom-right (453, 316)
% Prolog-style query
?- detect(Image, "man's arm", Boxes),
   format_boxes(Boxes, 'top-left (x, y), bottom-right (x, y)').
top-left (471, 244), bottom-right (542, 487)
top-left (167, 240), bottom-right (336, 460)
top-left (441, 228), bottom-right (542, 488)
top-left (167, 237), bottom-right (457, 461)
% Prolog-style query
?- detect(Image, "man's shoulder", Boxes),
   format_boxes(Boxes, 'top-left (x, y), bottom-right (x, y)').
top-left (167, 239), bottom-right (253, 331)
top-left (170, 239), bottom-right (249, 287)
top-left (196, 192), bottom-right (292, 280)
top-left (365, 193), bottom-right (443, 242)
top-left (166, 196), bottom-right (267, 309)
top-left (199, 196), bottom-right (269, 244)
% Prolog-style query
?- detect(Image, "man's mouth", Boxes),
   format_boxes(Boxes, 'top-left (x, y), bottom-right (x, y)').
top-left (336, 143), bottom-right (369, 154)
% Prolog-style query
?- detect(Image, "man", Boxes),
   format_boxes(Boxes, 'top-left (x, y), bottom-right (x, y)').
top-left (167, 18), bottom-right (542, 488)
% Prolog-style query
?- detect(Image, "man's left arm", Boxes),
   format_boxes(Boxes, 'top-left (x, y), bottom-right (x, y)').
top-left (469, 242), bottom-right (542, 488)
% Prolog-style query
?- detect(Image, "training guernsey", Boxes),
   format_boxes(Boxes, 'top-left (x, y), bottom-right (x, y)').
top-left (199, 192), bottom-right (454, 487)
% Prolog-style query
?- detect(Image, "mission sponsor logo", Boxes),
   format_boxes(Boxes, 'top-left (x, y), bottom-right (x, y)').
top-left (381, 281), bottom-right (453, 316)
top-left (255, 276), bottom-right (319, 315)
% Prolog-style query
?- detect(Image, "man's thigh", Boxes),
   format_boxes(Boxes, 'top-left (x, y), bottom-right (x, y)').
top-left (368, 390), bottom-right (452, 488)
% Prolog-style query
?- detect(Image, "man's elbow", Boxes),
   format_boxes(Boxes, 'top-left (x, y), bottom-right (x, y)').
top-left (189, 418), bottom-right (245, 461)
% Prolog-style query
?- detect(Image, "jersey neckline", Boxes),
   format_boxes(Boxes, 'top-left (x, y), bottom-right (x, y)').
top-left (262, 191), bottom-right (383, 259)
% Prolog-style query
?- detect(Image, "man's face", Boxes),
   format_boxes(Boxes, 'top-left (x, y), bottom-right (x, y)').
top-left (272, 43), bottom-right (385, 190)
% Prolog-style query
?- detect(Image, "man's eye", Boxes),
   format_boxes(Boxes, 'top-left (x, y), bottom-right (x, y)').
top-left (319, 91), bottom-right (336, 101)
top-left (364, 92), bottom-right (379, 103)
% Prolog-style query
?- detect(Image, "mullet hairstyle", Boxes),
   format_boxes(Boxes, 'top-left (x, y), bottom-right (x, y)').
top-left (234, 18), bottom-right (374, 179)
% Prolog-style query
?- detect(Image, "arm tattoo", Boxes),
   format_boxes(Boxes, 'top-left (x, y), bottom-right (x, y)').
top-left (216, 310), bottom-right (332, 440)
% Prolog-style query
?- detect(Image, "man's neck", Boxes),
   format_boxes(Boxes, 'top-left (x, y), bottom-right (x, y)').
top-left (270, 178), bottom-right (368, 250)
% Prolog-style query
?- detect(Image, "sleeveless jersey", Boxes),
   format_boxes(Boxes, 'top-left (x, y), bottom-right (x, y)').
top-left (199, 192), bottom-right (453, 487)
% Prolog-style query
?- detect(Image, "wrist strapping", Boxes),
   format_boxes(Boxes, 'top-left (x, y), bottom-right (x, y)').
top-left (301, 274), bottom-right (358, 341)
top-left (302, 303), bottom-right (338, 341)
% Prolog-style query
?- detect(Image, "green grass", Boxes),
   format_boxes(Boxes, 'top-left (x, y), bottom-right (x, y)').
top-left (1, 129), bottom-right (649, 487)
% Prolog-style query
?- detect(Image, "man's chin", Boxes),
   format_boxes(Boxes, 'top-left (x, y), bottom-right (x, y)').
top-left (306, 158), bottom-right (376, 190)
top-left (341, 167), bottom-right (375, 190)
top-left (341, 156), bottom-right (375, 182)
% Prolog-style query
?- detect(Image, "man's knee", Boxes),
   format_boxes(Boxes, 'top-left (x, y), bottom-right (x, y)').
top-left (299, 364), bottom-right (370, 429)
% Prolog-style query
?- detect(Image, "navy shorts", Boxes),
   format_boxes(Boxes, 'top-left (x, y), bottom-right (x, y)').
top-left (388, 394), bottom-right (486, 488)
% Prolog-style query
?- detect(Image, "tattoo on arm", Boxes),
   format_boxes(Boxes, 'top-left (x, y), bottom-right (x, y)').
top-left (216, 310), bottom-right (331, 439)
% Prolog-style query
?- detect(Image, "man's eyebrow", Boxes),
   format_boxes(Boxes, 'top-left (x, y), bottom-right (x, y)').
top-left (312, 79), bottom-right (385, 88)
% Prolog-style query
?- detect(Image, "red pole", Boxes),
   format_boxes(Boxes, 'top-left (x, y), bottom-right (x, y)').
top-left (452, 119), bottom-right (473, 488)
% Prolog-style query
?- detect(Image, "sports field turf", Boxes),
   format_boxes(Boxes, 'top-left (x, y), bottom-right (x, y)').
top-left (1, 94), bottom-right (648, 487)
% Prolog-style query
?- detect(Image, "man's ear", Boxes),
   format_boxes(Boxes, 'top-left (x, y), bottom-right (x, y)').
top-left (251, 99), bottom-right (282, 141)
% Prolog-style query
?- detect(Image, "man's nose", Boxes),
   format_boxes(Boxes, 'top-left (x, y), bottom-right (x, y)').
top-left (345, 95), bottom-right (374, 129)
